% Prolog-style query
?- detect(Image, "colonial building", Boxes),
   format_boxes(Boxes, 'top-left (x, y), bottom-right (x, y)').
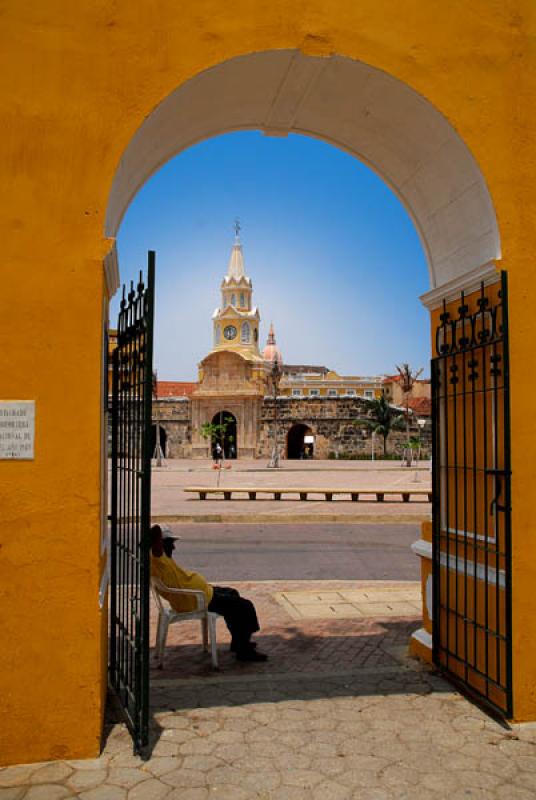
top-left (281, 365), bottom-right (384, 400)
top-left (150, 231), bottom-right (430, 460)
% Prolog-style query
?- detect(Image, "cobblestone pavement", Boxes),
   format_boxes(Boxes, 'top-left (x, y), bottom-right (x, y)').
top-left (4, 578), bottom-right (536, 798)
top-left (3, 663), bottom-right (536, 799)
top-left (151, 459), bottom-right (431, 522)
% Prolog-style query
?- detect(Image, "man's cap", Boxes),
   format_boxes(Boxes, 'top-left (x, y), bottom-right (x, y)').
top-left (161, 525), bottom-right (181, 541)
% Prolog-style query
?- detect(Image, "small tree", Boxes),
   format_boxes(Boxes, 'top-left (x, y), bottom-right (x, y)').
top-left (408, 434), bottom-right (422, 464)
top-left (198, 416), bottom-right (234, 486)
top-left (356, 394), bottom-right (405, 456)
top-left (395, 363), bottom-right (424, 466)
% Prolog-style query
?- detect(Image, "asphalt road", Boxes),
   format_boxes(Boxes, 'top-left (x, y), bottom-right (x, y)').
top-left (163, 522), bottom-right (420, 582)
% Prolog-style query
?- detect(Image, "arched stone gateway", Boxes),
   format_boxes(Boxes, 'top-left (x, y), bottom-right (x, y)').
top-left (211, 410), bottom-right (237, 459)
top-left (150, 423), bottom-right (167, 459)
top-left (287, 423), bottom-right (314, 460)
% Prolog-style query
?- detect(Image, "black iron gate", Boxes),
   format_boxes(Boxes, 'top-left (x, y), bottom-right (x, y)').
top-left (431, 272), bottom-right (512, 717)
top-left (110, 251), bottom-right (155, 751)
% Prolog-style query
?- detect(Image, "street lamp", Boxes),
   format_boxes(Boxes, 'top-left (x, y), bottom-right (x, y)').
top-left (268, 358), bottom-right (283, 469)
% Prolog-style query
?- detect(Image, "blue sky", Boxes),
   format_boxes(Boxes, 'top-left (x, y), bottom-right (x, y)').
top-left (113, 131), bottom-right (430, 381)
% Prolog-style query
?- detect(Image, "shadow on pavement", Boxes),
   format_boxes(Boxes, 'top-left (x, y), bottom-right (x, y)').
top-left (136, 620), bottom-right (451, 758)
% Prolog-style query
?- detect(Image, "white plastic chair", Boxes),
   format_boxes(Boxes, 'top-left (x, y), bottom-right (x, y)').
top-left (151, 576), bottom-right (220, 669)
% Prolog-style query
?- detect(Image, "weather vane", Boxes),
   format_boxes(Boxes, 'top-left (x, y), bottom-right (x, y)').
top-left (234, 218), bottom-right (241, 238)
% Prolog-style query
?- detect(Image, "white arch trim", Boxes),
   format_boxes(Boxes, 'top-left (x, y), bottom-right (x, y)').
top-left (106, 50), bottom-right (500, 298)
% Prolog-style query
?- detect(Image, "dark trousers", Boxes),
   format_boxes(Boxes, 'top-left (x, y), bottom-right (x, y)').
top-left (208, 586), bottom-right (260, 652)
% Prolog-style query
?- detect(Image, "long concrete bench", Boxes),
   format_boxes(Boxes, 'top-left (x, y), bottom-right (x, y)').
top-left (184, 487), bottom-right (432, 502)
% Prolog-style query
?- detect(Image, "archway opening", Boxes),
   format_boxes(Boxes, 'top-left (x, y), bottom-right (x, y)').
top-left (287, 423), bottom-right (314, 459)
top-left (106, 49), bottom-right (500, 297)
top-left (150, 424), bottom-right (167, 459)
top-left (106, 48), bottom-right (507, 727)
top-left (211, 411), bottom-right (237, 459)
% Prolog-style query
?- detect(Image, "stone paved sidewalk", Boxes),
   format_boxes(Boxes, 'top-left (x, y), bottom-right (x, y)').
top-left (3, 662), bottom-right (536, 799)
top-left (3, 579), bottom-right (536, 799)
top-left (149, 581), bottom-right (421, 680)
top-left (274, 583), bottom-right (422, 621)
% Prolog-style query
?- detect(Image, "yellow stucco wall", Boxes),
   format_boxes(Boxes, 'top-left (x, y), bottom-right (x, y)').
top-left (1, 0), bottom-right (535, 764)
top-left (0, 261), bottom-right (107, 765)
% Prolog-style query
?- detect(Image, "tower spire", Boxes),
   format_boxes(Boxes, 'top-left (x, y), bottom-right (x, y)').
top-left (227, 219), bottom-right (245, 279)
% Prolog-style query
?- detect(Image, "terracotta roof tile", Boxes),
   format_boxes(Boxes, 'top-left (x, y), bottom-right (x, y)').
top-left (156, 381), bottom-right (197, 398)
top-left (407, 397), bottom-right (432, 415)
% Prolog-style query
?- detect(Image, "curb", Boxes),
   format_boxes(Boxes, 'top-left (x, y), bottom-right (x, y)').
top-left (151, 513), bottom-right (431, 524)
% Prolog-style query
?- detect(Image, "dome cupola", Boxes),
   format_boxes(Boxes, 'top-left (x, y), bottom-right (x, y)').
top-left (262, 323), bottom-right (283, 366)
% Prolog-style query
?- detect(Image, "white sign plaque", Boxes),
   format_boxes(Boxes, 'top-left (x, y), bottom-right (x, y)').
top-left (0, 401), bottom-right (35, 460)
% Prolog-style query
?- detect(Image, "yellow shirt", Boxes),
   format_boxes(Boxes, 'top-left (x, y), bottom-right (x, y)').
top-left (150, 554), bottom-right (214, 612)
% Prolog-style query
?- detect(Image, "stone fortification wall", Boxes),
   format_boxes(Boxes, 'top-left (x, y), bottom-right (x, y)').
top-left (153, 398), bottom-right (192, 458)
top-left (259, 396), bottom-right (431, 460)
top-left (152, 396), bottom-right (431, 460)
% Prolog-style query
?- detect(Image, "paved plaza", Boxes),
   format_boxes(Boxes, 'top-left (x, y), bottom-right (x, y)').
top-left (4, 575), bottom-right (536, 798)
top-left (3, 654), bottom-right (536, 799)
top-left (151, 459), bottom-right (432, 523)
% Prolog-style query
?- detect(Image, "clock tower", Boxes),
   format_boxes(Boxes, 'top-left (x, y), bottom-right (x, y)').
top-left (211, 221), bottom-right (261, 355)
top-left (191, 222), bottom-right (268, 459)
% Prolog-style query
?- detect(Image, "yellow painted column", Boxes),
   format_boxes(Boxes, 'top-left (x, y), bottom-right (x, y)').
top-left (0, 255), bottom-right (108, 765)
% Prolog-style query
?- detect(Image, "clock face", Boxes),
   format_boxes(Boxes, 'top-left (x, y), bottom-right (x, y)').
top-left (223, 325), bottom-right (237, 341)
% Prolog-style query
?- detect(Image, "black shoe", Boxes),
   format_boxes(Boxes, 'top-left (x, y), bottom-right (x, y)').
top-left (235, 648), bottom-right (268, 662)
top-left (230, 641), bottom-right (257, 653)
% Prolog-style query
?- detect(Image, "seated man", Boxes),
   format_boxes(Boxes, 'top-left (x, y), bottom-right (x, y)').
top-left (150, 524), bottom-right (267, 662)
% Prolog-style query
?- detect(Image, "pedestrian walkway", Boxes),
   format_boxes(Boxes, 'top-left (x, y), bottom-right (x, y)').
top-left (3, 579), bottom-right (536, 799)
top-left (274, 582), bottom-right (422, 621)
top-left (3, 663), bottom-right (536, 799)
top-left (149, 580), bottom-right (421, 680)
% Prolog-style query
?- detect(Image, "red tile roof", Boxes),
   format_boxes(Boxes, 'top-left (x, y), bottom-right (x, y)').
top-left (407, 397), bottom-right (432, 415)
top-left (156, 381), bottom-right (197, 398)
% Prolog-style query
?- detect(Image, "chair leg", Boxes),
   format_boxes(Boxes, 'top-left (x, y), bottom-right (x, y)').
top-left (209, 615), bottom-right (219, 670)
top-left (158, 616), bottom-right (169, 669)
top-left (201, 616), bottom-right (209, 651)
top-left (154, 614), bottom-right (163, 661)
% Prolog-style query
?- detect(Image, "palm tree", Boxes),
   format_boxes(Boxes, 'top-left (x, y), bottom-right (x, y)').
top-left (357, 394), bottom-right (405, 456)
